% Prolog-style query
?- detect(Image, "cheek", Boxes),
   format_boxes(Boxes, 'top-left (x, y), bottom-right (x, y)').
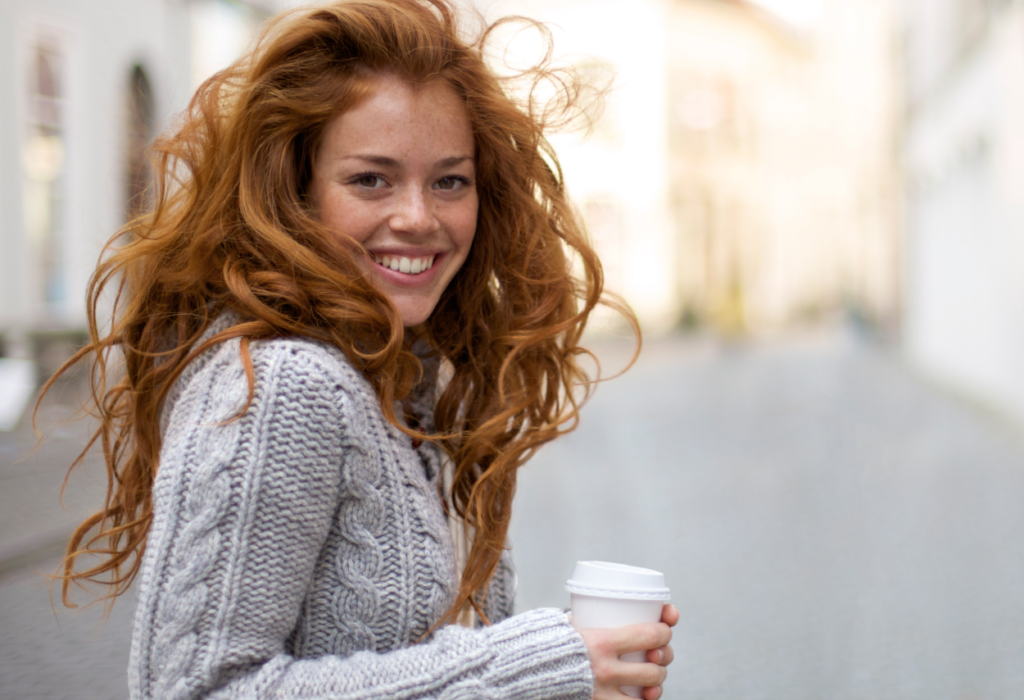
top-left (451, 198), bottom-right (479, 251)
top-left (320, 195), bottom-right (378, 245)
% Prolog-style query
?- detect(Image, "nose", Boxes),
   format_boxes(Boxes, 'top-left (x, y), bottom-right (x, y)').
top-left (389, 187), bottom-right (439, 236)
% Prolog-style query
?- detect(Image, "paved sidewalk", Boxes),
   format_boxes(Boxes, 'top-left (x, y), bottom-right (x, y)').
top-left (0, 376), bottom-right (107, 577)
top-left (0, 560), bottom-right (136, 700)
top-left (0, 374), bottom-right (133, 700)
top-left (511, 330), bottom-right (1024, 700)
top-left (3, 329), bottom-right (1024, 699)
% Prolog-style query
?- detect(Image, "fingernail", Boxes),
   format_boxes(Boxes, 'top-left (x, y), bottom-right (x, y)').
top-left (658, 649), bottom-right (665, 663)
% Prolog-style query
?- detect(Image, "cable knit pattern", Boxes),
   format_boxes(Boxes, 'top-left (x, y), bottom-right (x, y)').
top-left (128, 313), bottom-right (593, 700)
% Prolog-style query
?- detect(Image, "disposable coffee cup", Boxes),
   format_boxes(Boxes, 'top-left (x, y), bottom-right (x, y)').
top-left (566, 561), bottom-right (671, 698)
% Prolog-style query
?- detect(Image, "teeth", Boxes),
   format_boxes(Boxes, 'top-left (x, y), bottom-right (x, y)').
top-left (373, 255), bottom-right (436, 275)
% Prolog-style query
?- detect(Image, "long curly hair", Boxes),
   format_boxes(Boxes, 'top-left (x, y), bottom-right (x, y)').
top-left (44, 0), bottom-right (638, 626)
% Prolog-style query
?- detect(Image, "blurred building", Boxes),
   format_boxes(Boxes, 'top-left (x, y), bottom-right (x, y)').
top-left (899, 0), bottom-right (1024, 422)
top-left (481, 0), bottom-right (901, 334)
top-left (0, 0), bottom-right (281, 379)
top-left (1, 0), bottom-right (903, 376)
top-left (668, 0), bottom-right (900, 334)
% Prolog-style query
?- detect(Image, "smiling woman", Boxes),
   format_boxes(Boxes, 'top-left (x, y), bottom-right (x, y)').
top-left (309, 75), bottom-right (478, 327)
top-left (39, 1), bottom-right (678, 699)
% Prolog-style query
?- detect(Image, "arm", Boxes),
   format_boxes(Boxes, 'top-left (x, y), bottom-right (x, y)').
top-left (130, 340), bottom-right (592, 700)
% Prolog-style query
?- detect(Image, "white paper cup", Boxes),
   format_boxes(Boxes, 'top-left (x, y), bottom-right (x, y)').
top-left (566, 561), bottom-right (671, 698)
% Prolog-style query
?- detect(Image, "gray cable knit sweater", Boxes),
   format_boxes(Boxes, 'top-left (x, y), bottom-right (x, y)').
top-left (128, 313), bottom-right (594, 699)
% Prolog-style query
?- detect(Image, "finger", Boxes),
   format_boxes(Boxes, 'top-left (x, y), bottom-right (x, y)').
top-left (601, 656), bottom-right (667, 689)
top-left (630, 661), bottom-right (668, 689)
top-left (611, 622), bottom-right (672, 655)
top-left (642, 685), bottom-right (663, 700)
top-left (660, 604), bottom-right (680, 627)
top-left (646, 644), bottom-right (674, 666)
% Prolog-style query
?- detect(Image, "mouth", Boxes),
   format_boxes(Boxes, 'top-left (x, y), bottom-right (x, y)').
top-left (372, 254), bottom-right (436, 275)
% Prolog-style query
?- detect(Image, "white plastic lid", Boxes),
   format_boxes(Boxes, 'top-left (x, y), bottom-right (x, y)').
top-left (565, 561), bottom-right (671, 601)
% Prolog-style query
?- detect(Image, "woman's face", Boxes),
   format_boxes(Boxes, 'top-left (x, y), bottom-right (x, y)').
top-left (309, 75), bottom-right (478, 328)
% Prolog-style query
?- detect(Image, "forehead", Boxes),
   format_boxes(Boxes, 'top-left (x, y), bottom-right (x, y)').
top-left (319, 75), bottom-right (474, 160)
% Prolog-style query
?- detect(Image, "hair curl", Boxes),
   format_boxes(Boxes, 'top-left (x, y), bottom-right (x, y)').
top-left (43, 0), bottom-right (638, 627)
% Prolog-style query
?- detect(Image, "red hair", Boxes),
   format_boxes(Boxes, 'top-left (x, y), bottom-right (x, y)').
top-left (44, 0), bottom-right (638, 626)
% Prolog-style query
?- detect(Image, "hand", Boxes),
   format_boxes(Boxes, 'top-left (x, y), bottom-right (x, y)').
top-left (579, 604), bottom-right (678, 700)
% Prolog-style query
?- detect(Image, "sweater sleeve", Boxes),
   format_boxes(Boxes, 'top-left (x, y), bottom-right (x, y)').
top-left (129, 341), bottom-right (593, 700)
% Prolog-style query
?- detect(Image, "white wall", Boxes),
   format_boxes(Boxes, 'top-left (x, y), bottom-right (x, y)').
top-left (0, 0), bottom-right (286, 360)
top-left (0, 0), bottom-right (194, 353)
top-left (902, 1), bottom-right (1024, 420)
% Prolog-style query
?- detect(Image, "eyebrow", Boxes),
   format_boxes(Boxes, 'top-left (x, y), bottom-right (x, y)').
top-left (341, 155), bottom-right (474, 168)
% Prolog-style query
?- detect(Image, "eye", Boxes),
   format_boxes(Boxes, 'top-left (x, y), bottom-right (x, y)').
top-left (349, 172), bottom-right (389, 189)
top-left (434, 175), bottom-right (471, 191)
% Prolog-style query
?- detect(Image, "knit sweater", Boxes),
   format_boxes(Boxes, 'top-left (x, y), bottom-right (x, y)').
top-left (128, 313), bottom-right (594, 699)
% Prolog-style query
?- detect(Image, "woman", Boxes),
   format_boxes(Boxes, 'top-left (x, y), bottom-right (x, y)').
top-left (49, 1), bottom-right (677, 698)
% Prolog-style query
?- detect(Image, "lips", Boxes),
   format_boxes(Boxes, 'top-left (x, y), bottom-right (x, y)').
top-left (372, 254), bottom-right (436, 275)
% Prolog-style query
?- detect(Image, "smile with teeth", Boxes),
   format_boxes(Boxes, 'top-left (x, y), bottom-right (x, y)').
top-left (373, 254), bottom-right (436, 275)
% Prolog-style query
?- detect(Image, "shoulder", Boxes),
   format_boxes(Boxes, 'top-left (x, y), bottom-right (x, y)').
top-left (154, 332), bottom-right (384, 515)
top-left (249, 335), bottom-right (370, 398)
top-left (162, 323), bottom-right (377, 442)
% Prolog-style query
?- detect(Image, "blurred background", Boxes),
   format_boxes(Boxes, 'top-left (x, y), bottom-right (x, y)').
top-left (2, 0), bottom-right (1024, 698)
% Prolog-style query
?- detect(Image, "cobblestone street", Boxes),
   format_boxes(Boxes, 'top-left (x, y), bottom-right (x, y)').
top-left (3, 329), bottom-right (1024, 699)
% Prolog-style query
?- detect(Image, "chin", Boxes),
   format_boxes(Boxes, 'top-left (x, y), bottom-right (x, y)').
top-left (391, 290), bottom-right (443, 329)
top-left (397, 307), bottom-right (434, 329)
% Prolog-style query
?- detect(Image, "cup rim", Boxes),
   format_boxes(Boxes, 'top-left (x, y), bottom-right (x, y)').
top-left (565, 583), bottom-right (672, 601)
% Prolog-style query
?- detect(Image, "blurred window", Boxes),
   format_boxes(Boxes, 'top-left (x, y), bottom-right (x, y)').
top-left (125, 64), bottom-right (155, 219)
top-left (957, 0), bottom-right (989, 52)
top-left (23, 44), bottom-right (66, 305)
top-left (669, 76), bottom-right (738, 157)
